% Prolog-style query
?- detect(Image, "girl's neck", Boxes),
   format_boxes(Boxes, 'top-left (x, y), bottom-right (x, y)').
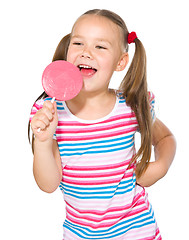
top-left (73, 89), bottom-right (114, 104)
top-left (65, 89), bottom-right (116, 121)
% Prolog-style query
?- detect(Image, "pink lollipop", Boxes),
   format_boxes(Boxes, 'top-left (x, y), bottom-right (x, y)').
top-left (38, 60), bottom-right (83, 132)
top-left (42, 60), bottom-right (83, 101)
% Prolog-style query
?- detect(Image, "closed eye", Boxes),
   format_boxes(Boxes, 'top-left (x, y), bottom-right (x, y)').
top-left (96, 45), bottom-right (107, 50)
top-left (73, 42), bottom-right (83, 46)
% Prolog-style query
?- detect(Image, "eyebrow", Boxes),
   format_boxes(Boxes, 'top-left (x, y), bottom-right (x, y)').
top-left (71, 35), bottom-right (112, 46)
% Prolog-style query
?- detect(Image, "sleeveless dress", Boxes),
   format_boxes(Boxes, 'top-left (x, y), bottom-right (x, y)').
top-left (30, 91), bottom-right (161, 240)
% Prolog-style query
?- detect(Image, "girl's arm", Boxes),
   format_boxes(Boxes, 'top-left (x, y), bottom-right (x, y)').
top-left (136, 118), bottom-right (176, 187)
top-left (33, 139), bottom-right (62, 193)
top-left (31, 100), bottom-right (62, 193)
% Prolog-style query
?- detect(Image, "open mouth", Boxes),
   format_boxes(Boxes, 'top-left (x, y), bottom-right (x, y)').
top-left (77, 64), bottom-right (97, 77)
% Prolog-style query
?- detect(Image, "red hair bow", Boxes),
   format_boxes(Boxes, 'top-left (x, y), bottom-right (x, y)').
top-left (127, 32), bottom-right (138, 44)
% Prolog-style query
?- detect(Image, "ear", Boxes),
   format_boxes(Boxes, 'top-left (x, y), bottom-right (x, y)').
top-left (115, 52), bottom-right (129, 72)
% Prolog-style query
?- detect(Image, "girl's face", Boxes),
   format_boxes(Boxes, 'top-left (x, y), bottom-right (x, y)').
top-left (67, 14), bottom-right (128, 94)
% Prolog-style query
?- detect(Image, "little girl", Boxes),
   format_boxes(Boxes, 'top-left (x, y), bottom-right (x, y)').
top-left (29, 9), bottom-right (176, 240)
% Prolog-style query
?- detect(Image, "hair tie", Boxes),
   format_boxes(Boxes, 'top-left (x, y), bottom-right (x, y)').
top-left (127, 32), bottom-right (138, 44)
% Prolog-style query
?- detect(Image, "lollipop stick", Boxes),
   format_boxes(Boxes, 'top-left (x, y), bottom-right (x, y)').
top-left (51, 97), bottom-right (55, 103)
top-left (37, 97), bottom-right (55, 133)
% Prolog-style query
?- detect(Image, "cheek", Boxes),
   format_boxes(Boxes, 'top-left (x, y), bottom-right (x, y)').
top-left (99, 51), bottom-right (119, 69)
top-left (66, 47), bottom-right (77, 63)
top-left (100, 57), bottom-right (118, 72)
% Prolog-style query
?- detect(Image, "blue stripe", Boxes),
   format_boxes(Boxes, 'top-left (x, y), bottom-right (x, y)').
top-left (57, 106), bottom-right (65, 110)
top-left (60, 142), bottom-right (134, 156)
top-left (63, 184), bottom-right (134, 199)
top-left (63, 206), bottom-right (155, 238)
top-left (60, 178), bottom-right (135, 191)
top-left (44, 98), bottom-right (63, 105)
top-left (58, 134), bottom-right (134, 147)
top-left (56, 102), bottom-right (63, 105)
top-left (64, 220), bottom-right (155, 239)
top-left (59, 138), bottom-right (132, 152)
top-left (63, 189), bottom-right (133, 199)
top-left (44, 97), bottom-right (52, 101)
top-left (61, 178), bottom-right (136, 199)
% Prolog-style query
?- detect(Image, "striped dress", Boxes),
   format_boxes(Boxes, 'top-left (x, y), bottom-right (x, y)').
top-left (30, 91), bottom-right (161, 240)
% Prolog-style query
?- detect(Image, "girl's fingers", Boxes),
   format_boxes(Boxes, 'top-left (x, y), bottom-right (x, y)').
top-left (40, 107), bottom-right (53, 122)
top-left (34, 119), bottom-right (47, 131)
top-left (31, 100), bottom-right (58, 140)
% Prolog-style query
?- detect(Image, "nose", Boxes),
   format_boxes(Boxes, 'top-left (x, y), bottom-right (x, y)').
top-left (80, 47), bottom-right (93, 59)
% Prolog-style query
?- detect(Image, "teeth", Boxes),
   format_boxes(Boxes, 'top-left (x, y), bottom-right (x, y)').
top-left (78, 65), bottom-right (92, 69)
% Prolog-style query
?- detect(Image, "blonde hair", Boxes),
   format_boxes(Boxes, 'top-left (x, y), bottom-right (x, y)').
top-left (29, 9), bottom-right (152, 177)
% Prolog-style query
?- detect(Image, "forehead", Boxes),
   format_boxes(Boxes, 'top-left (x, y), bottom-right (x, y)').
top-left (71, 14), bottom-right (122, 41)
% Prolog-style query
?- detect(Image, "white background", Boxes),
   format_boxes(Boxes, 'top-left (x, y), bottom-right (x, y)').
top-left (1, 0), bottom-right (188, 239)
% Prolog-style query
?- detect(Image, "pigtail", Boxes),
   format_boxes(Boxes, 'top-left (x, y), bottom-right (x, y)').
top-left (119, 38), bottom-right (152, 178)
top-left (28, 33), bottom-right (71, 148)
top-left (52, 33), bottom-right (71, 61)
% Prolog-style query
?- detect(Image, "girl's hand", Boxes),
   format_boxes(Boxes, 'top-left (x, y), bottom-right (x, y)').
top-left (136, 118), bottom-right (176, 187)
top-left (31, 100), bottom-right (58, 142)
top-left (136, 160), bottom-right (166, 187)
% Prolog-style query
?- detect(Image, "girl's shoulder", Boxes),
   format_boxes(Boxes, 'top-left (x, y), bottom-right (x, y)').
top-left (115, 90), bottom-right (155, 106)
top-left (114, 89), bottom-right (156, 119)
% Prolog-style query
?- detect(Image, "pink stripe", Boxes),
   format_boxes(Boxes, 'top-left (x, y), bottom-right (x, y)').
top-left (30, 109), bottom-right (37, 115)
top-left (56, 127), bottom-right (137, 141)
top-left (29, 110), bottom-right (38, 122)
top-left (66, 200), bottom-right (145, 222)
top-left (124, 205), bottom-right (147, 219)
top-left (29, 101), bottom-right (44, 121)
top-left (56, 120), bottom-right (137, 134)
top-left (102, 112), bottom-right (136, 123)
top-left (155, 228), bottom-right (162, 240)
top-left (148, 91), bottom-right (155, 102)
top-left (66, 214), bottom-right (118, 229)
top-left (139, 228), bottom-right (161, 240)
top-left (58, 112), bottom-right (136, 127)
top-left (66, 203), bottom-right (147, 229)
top-left (65, 189), bottom-right (145, 216)
top-left (64, 159), bottom-right (131, 171)
top-left (139, 236), bottom-right (156, 240)
top-left (33, 101), bottom-right (43, 110)
top-left (63, 168), bottom-right (127, 178)
top-left (63, 172), bottom-right (133, 185)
